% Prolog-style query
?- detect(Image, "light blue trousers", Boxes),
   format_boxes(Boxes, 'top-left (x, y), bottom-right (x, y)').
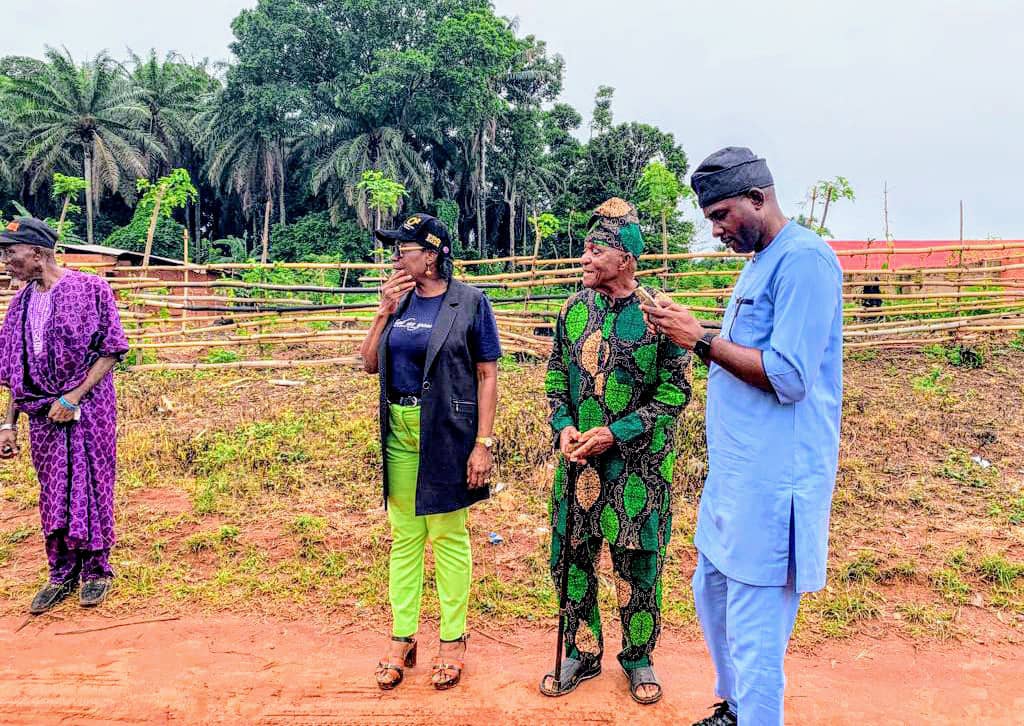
top-left (692, 552), bottom-right (801, 726)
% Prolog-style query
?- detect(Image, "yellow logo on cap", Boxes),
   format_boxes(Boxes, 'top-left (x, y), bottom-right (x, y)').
top-left (402, 216), bottom-right (422, 231)
top-left (426, 233), bottom-right (441, 247)
top-left (6, 221), bottom-right (19, 232)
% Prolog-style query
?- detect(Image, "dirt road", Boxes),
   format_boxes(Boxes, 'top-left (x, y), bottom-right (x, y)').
top-left (1, 615), bottom-right (1021, 724)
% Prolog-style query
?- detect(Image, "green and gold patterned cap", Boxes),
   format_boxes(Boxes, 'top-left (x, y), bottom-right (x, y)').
top-left (585, 197), bottom-right (644, 257)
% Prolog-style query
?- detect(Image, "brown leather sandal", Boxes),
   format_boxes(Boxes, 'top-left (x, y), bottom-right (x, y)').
top-left (431, 633), bottom-right (468, 690)
top-left (375, 636), bottom-right (417, 690)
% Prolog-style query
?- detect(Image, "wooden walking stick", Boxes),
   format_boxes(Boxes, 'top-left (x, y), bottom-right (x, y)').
top-left (552, 460), bottom-right (579, 689)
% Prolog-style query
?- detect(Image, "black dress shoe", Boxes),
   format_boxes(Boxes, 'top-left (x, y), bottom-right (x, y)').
top-left (80, 577), bottom-right (112, 607)
top-left (29, 577), bottom-right (79, 614)
top-left (693, 701), bottom-right (737, 726)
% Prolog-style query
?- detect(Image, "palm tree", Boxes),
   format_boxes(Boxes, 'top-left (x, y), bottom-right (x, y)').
top-left (129, 49), bottom-right (210, 176)
top-left (7, 47), bottom-right (161, 243)
top-left (197, 96), bottom-right (285, 263)
top-left (306, 120), bottom-right (430, 229)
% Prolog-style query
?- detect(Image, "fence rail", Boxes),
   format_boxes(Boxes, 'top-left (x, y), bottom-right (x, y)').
top-left (2, 242), bottom-right (1022, 370)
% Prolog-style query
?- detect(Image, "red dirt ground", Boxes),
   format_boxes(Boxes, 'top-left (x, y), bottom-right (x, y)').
top-left (1, 615), bottom-right (1022, 724)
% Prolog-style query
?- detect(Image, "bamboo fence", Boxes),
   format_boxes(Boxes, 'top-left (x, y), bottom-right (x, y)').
top-left (1, 241), bottom-right (1022, 370)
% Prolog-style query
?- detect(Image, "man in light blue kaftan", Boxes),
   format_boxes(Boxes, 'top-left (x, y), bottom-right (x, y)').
top-left (641, 148), bottom-right (843, 726)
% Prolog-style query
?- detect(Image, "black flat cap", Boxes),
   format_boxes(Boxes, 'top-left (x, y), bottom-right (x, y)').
top-left (690, 147), bottom-right (774, 208)
top-left (0, 217), bottom-right (58, 249)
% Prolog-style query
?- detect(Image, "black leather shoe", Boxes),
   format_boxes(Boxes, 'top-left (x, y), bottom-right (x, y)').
top-left (29, 577), bottom-right (79, 614)
top-left (693, 701), bottom-right (737, 726)
top-left (80, 577), bottom-right (112, 607)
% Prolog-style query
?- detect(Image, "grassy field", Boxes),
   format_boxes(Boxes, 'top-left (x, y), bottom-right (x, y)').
top-left (1, 339), bottom-right (1023, 646)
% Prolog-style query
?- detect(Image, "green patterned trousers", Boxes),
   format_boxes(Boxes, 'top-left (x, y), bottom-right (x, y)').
top-left (550, 529), bottom-right (665, 671)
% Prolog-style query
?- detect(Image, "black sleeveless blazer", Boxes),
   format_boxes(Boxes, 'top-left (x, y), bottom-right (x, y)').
top-left (377, 279), bottom-right (491, 515)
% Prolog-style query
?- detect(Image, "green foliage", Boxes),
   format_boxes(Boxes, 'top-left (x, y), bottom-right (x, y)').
top-left (924, 344), bottom-right (984, 368)
top-left (51, 173), bottom-right (87, 200)
top-left (911, 366), bottom-right (949, 396)
top-left (269, 212), bottom-right (371, 262)
top-left (939, 449), bottom-right (999, 488)
top-left (529, 212), bottom-right (560, 241)
top-left (137, 168), bottom-right (197, 218)
top-left (104, 208), bottom-right (186, 258)
top-left (356, 170), bottom-right (407, 223)
top-left (202, 349), bottom-right (241, 365)
top-left (637, 162), bottom-right (683, 219)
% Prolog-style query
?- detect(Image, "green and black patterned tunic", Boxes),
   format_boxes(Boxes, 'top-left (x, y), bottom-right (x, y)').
top-left (546, 286), bottom-right (691, 668)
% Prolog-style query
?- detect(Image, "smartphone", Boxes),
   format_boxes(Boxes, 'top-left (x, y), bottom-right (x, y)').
top-left (635, 287), bottom-right (659, 307)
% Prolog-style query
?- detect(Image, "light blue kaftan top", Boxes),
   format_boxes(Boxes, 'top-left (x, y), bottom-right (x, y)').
top-left (694, 221), bottom-right (843, 593)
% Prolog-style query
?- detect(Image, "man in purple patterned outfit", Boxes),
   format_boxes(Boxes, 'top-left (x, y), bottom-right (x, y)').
top-left (0, 218), bottom-right (129, 613)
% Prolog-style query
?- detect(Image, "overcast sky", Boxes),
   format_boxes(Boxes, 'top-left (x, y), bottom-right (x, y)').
top-left (4, 0), bottom-right (1021, 242)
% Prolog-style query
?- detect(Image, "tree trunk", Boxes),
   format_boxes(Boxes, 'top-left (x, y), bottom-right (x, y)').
top-left (142, 187), bottom-right (166, 268)
top-left (661, 209), bottom-right (669, 289)
top-left (276, 147), bottom-right (286, 225)
top-left (56, 195), bottom-right (70, 241)
top-left (261, 198), bottom-right (272, 264)
top-left (818, 185), bottom-right (834, 235)
top-left (477, 126), bottom-right (486, 257)
top-left (83, 149), bottom-right (94, 245)
top-left (807, 187), bottom-right (818, 230)
top-left (507, 191), bottom-right (517, 259)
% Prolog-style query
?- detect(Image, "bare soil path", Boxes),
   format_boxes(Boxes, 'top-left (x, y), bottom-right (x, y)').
top-left (1, 615), bottom-right (1021, 725)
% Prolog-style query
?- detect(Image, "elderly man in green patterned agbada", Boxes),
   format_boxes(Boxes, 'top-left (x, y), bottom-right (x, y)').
top-left (539, 197), bottom-right (691, 705)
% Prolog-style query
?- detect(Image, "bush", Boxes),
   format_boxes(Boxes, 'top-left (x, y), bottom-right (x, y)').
top-left (104, 208), bottom-right (187, 259)
top-left (269, 212), bottom-right (372, 262)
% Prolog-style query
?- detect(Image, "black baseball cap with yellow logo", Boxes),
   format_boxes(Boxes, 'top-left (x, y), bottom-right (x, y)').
top-left (0, 217), bottom-right (58, 249)
top-left (374, 213), bottom-right (452, 257)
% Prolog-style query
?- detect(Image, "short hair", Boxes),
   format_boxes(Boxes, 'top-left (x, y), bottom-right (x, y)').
top-left (439, 255), bottom-right (454, 281)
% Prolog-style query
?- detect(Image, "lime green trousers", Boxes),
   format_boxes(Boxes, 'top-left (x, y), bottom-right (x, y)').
top-left (386, 404), bottom-right (472, 641)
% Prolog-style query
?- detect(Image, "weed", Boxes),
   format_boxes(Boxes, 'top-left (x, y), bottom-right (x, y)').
top-left (813, 585), bottom-right (882, 637)
top-left (203, 349), bottom-right (241, 364)
top-left (924, 344), bottom-right (984, 368)
top-left (846, 349), bottom-right (878, 362)
top-left (912, 366), bottom-right (949, 396)
top-left (2, 525), bottom-right (33, 545)
top-left (977, 554), bottom-right (1023, 588)
top-left (289, 514), bottom-right (327, 556)
top-left (840, 551), bottom-right (880, 582)
top-left (895, 602), bottom-right (955, 639)
top-left (878, 560), bottom-right (917, 583)
top-left (931, 567), bottom-right (971, 605)
top-left (939, 449), bottom-right (999, 488)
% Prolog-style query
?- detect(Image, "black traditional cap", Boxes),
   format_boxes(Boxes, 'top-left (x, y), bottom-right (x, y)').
top-left (690, 147), bottom-right (774, 208)
top-left (374, 213), bottom-right (452, 257)
top-left (0, 217), bottom-right (58, 249)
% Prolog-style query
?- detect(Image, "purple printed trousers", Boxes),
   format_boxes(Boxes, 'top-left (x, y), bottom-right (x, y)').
top-left (45, 531), bottom-right (112, 583)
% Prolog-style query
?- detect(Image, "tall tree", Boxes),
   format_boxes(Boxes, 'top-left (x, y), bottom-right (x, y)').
top-left (590, 85), bottom-right (615, 138)
top-left (573, 122), bottom-right (688, 213)
top-left (6, 47), bottom-right (160, 243)
top-left (129, 50), bottom-right (214, 176)
top-left (198, 93), bottom-right (285, 259)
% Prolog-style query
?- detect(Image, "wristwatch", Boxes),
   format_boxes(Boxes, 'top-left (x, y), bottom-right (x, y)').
top-left (475, 436), bottom-right (496, 449)
top-left (693, 332), bottom-right (717, 364)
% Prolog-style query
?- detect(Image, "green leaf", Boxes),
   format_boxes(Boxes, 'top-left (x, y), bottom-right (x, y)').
top-left (578, 397), bottom-right (605, 433)
top-left (628, 610), bottom-right (655, 646)
top-left (567, 564), bottom-right (588, 603)
top-left (565, 302), bottom-right (589, 343)
top-left (615, 303), bottom-right (647, 342)
top-left (604, 368), bottom-right (633, 414)
top-left (600, 505), bottom-right (620, 543)
top-left (623, 474), bottom-right (648, 518)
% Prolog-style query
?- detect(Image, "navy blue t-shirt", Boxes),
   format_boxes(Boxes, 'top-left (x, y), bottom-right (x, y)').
top-left (387, 291), bottom-right (502, 397)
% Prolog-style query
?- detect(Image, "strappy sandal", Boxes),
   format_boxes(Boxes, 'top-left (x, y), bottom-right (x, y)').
top-left (375, 636), bottom-right (417, 690)
top-left (539, 657), bottom-right (602, 697)
top-left (625, 665), bottom-right (663, 705)
top-left (431, 633), bottom-right (468, 690)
